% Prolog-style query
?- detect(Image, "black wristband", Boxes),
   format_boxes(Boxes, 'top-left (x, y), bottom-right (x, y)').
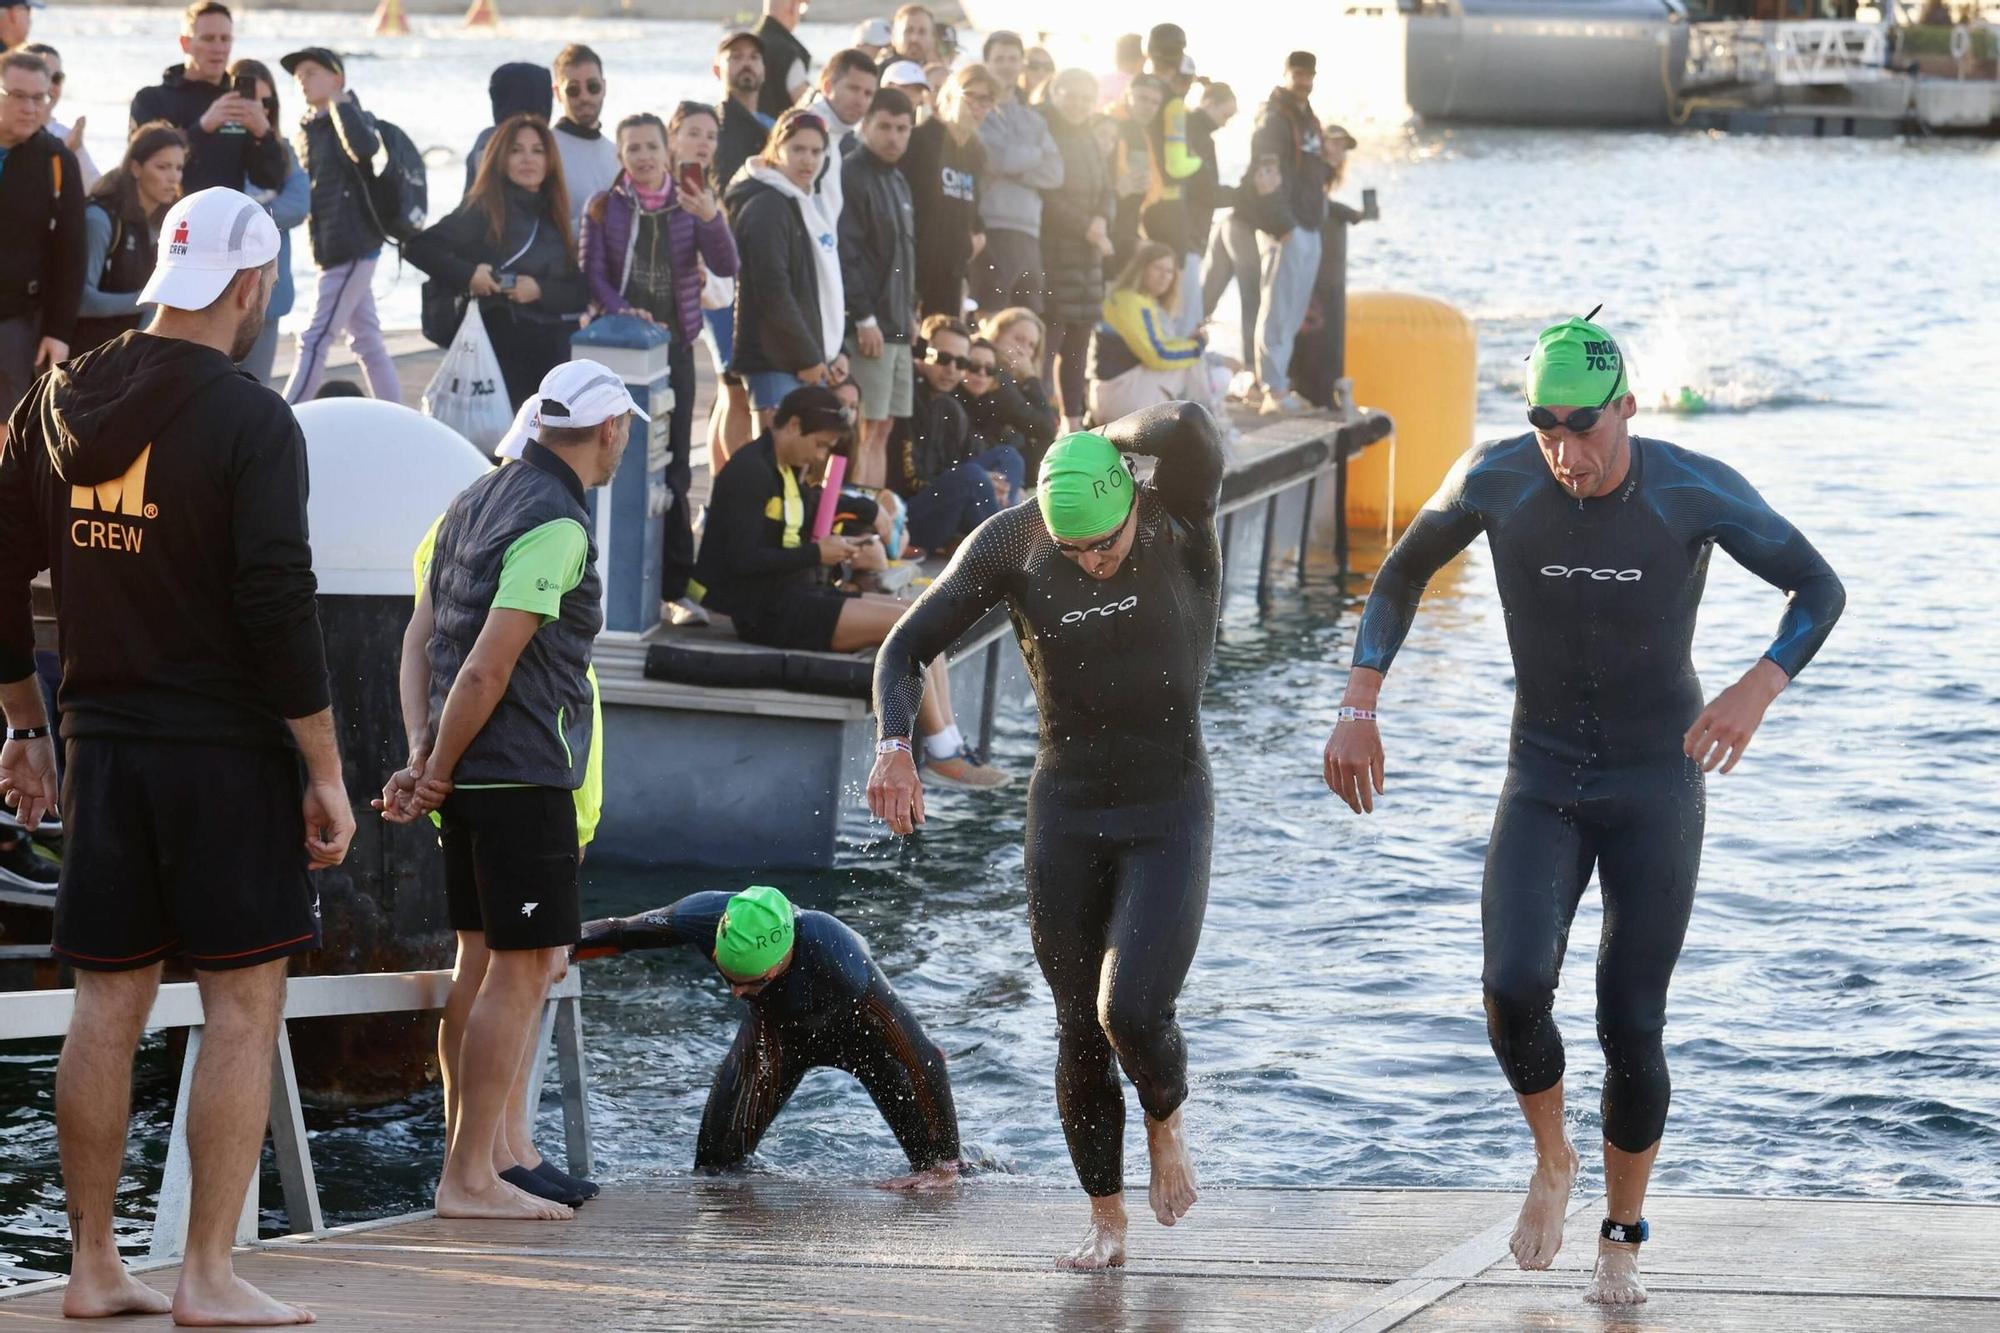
top-left (1601, 1217), bottom-right (1648, 1245)
top-left (4, 725), bottom-right (50, 742)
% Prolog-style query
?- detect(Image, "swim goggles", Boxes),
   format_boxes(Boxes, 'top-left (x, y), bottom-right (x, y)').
top-left (1527, 377), bottom-right (1623, 435)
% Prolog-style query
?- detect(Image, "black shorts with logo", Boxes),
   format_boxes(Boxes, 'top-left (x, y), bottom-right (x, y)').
top-left (439, 785), bottom-right (580, 951)
top-left (54, 738), bottom-right (322, 972)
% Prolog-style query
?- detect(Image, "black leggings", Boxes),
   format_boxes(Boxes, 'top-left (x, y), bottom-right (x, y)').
top-left (1051, 321), bottom-right (1092, 424)
top-left (1481, 749), bottom-right (1704, 1153)
top-left (694, 990), bottom-right (960, 1173)
top-left (1026, 768), bottom-right (1211, 1197)
top-left (660, 338), bottom-right (697, 601)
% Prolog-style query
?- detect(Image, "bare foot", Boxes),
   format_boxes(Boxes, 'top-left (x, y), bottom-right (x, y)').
top-left (1509, 1140), bottom-right (1580, 1270)
top-left (171, 1272), bottom-right (315, 1326)
top-left (435, 1175), bottom-right (573, 1221)
top-left (1584, 1238), bottom-right (1648, 1305)
top-left (876, 1162), bottom-right (962, 1193)
top-left (1144, 1107), bottom-right (1199, 1227)
top-left (62, 1261), bottom-right (173, 1318)
top-left (1056, 1196), bottom-right (1128, 1270)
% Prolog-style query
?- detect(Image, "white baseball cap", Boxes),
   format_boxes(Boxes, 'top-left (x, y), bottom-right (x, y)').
top-left (882, 59), bottom-right (927, 88)
top-left (533, 360), bottom-right (651, 432)
top-left (138, 187), bottom-right (282, 311)
top-left (853, 17), bottom-right (893, 47)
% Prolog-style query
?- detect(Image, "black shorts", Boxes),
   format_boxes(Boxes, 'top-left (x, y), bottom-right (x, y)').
top-left (439, 786), bottom-right (580, 950)
top-left (730, 584), bottom-right (857, 652)
top-left (54, 738), bottom-right (321, 972)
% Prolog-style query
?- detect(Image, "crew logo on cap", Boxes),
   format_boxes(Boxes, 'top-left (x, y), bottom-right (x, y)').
top-left (139, 187), bottom-right (284, 312)
top-left (168, 221), bottom-right (189, 257)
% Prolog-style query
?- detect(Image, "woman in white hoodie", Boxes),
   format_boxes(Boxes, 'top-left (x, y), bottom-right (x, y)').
top-left (722, 108), bottom-right (849, 429)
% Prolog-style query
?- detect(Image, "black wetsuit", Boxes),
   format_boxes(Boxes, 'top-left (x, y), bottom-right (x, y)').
top-left (875, 401), bottom-right (1225, 1197)
top-left (577, 894), bottom-right (960, 1172)
top-left (1355, 433), bottom-right (1844, 1152)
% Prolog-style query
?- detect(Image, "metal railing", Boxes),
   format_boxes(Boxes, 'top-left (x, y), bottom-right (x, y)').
top-left (1684, 20), bottom-right (1894, 90)
top-left (0, 968), bottom-right (591, 1263)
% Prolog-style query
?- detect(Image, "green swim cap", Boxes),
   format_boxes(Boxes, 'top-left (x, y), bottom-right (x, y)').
top-left (1527, 314), bottom-right (1628, 408)
top-left (1037, 432), bottom-right (1134, 540)
top-left (714, 886), bottom-right (795, 979)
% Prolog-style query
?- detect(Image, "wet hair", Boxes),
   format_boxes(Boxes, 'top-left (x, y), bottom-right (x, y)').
top-left (982, 30), bottom-right (1023, 60)
top-left (467, 113), bottom-right (575, 259)
top-left (182, 2), bottom-right (231, 31)
top-left (865, 87), bottom-right (915, 122)
top-left (757, 108), bottom-right (828, 167)
top-left (553, 43), bottom-right (603, 79)
top-left (90, 120), bottom-right (188, 225)
top-left (1113, 241), bottom-right (1182, 310)
top-left (981, 306), bottom-right (1045, 360)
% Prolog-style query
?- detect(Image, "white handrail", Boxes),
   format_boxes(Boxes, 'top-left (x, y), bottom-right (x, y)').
top-left (0, 967), bottom-right (593, 1262)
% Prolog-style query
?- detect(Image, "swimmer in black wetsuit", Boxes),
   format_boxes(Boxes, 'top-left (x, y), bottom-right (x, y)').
top-left (868, 402), bottom-right (1225, 1270)
top-left (576, 886), bottom-right (962, 1190)
top-left (1323, 314), bottom-right (1844, 1307)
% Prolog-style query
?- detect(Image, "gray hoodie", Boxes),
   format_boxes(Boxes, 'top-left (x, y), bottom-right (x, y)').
top-left (976, 96), bottom-right (1064, 237)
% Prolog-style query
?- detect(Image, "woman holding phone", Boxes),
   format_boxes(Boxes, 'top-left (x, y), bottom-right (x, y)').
top-left (579, 109), bottom-right (739, 627)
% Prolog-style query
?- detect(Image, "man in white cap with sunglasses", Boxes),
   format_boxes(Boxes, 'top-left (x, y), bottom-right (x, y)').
top-left (2, 184), bottom-right (352, 1324)
top-left (376, 358), bottom-right (641, 1222)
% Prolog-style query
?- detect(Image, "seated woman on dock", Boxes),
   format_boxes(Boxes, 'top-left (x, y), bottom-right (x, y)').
top-left (1088, 241), bottom-right (1225, 426)
top-left (575, 887), bottom-right (962, 1189)
top-left (691, 385), bottom-right (1010, 790)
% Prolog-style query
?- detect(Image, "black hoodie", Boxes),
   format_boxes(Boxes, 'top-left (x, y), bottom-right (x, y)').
top-left (0, 332), bottom-right (329, 746)
top-left (129, 65), bottom-right (288, 197)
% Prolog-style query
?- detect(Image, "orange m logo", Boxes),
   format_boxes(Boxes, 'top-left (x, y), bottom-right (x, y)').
top-left (70, 445), bottom-right (151, 517)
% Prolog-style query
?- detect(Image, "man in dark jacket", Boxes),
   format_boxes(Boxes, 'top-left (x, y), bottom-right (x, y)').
top-left (128, 3), bottom-right (285, 197)
top-left (889, 316), bottom-right (1021, 553)
top-left (0, 51), bottom-right (82, 420)
top-left (713, 30), bottom-right (771, 195)
top-left (838, 89), bottom-right (917, 491)
top-left (278, 47), bottom-right (397, 404)
top-left (1245, 50), bottom-right (1330, 415)
top-left (0, 184), bottom-right (352, 1324)
top-left (753, 0), bottom-right (812, 120)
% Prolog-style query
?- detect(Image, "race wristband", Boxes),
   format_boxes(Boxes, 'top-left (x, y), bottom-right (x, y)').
top-left (4, 725), bottom-right (50, 741)
top-left (1335, 707), bottom-right (1378, 724)
top-left (1601, 1217), bottom-right (1649, 1245)
top-left (876, 737), bottom-right (913, 756)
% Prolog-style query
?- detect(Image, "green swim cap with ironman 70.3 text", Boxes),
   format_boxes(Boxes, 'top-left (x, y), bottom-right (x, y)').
top-left (1037, 431), bottom-right (1134, 540)
top-left (1526, 312), bottom-right (1629, 408)
top-left (714, 886), bottom-right (795, 979)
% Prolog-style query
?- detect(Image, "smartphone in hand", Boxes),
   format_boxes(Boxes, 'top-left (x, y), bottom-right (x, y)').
top-left (679, 163), bottom-right (706, 197)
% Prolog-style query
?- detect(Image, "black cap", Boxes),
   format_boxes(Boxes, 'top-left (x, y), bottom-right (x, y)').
top-left (716, 29), bottom-right (764, 57)
top-left (279, 47), bottom-right (344, 78)
top-left (1286, 50), bottom-right (1317, 74)
top-left (1147, 23), bottom-right (1187, 58)
top-left (775, 384), bottom-right (853, 436)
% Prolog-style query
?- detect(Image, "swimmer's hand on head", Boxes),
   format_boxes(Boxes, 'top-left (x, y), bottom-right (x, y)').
top-left (867, 743), bottom-right (926, 836)
top-left (876, 1160), bottom-right (961, 1193)
top-left (1683, 656), bottom-right (1789, 774)
top-left (1322, 667), bottom-right (1386, 815)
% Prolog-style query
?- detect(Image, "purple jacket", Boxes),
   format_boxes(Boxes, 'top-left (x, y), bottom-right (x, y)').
top-left (579, 172), bottom-right (738, 344)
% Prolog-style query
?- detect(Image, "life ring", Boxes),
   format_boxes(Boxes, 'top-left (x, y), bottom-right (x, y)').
top-left (1949, 25), bottom-right (1972, 63)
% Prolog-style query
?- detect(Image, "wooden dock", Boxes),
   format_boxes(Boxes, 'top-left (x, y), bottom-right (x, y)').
top-left (4, 1182), bottom-right (1995, 1328)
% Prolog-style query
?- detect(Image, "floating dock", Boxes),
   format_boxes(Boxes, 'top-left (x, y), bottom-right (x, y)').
top-left (3, 1182), bottom-right (1996, 1327)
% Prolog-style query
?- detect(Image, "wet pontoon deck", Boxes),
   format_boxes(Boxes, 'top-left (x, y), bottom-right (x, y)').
top-left (3, 1183), bottom-right (1994, 1329)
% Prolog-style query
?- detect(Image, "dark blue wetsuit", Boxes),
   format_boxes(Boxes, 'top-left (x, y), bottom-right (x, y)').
top-left (874, 402), bottom-right (1225, 1198)
top-left (1357, 433), bottom-right (1844, 1152)
top-left (577, 894), bottom-right (960, 1172)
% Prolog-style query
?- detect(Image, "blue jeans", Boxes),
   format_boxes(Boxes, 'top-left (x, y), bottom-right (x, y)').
top-left (906, 461), bottom-right (1001, 552)
top-left (970, 444), bottom-right (1026, 502)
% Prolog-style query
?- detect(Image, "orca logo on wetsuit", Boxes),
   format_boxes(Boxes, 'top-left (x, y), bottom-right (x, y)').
top-left (1540, 565), bottom-right (1643, 582)
top-left (1061, 595), bottom-right (1140, 625)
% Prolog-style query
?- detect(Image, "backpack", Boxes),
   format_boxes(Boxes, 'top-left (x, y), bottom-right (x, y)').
top-left (355, 117), bottom-right (428, 244)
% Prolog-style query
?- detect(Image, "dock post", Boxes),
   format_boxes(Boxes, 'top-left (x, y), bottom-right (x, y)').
top-left (266, 1026), bottom-right (325, 1236)
top-left (1257, 494), bottom-right (1279, 609)
top-left (1334, 451), bottom-right (1351, 577)
top-left (978, 640), bottom-right (1001, 758)
top-left (1298, 475), bottom-right (1317, 583)
top-left (553, 994), bottom-right (595, 1179)
top-left (149, 1029), bottom-right (259, 1260)
top-left (570, 315), bottom-right (674, 633)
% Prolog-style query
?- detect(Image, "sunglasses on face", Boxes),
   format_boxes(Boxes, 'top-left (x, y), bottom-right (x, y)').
top-left (925, 350), bottom-right (973, 370)
top-left (1053, 510), bottom-right (1131, 556)
top-left (1527, 376), bottom-right (1622, 435)
top-left (966, 361), bottom-right (997, 377)
top-left (564, 79), bottom-right (605, 97)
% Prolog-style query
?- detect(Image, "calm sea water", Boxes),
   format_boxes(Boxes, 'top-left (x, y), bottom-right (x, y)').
top-left (3, 5), bottom-right (1997, 1280)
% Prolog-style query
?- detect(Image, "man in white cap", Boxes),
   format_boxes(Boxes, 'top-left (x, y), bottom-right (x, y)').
top-left (376, 359), bottom-right (641, 1221)
top-left (881, 58), bottom-right (931, 119)
top-left (0, 184), bottom-right (353, 1324)
top-left (851, 16), bottom-right (893, 62)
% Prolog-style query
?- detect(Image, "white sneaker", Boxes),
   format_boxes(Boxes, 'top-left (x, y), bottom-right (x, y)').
top-left (1259, 390), bottom-right (1313, 416)
top-left (665, 597), bottom-right (711, 627)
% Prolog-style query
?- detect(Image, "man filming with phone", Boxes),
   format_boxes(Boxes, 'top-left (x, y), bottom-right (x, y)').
top-left (130, 3), bottom-right (285, 196)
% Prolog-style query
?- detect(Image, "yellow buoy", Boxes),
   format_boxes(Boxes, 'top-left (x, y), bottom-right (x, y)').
top-left (372, 0), bottom-right (410, 36)
top-left (1343, 291), bottom-right (1477, 531)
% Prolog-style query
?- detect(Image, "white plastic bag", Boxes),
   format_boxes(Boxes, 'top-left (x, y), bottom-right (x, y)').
top-left (420, 303), bottom-right (513, 454)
